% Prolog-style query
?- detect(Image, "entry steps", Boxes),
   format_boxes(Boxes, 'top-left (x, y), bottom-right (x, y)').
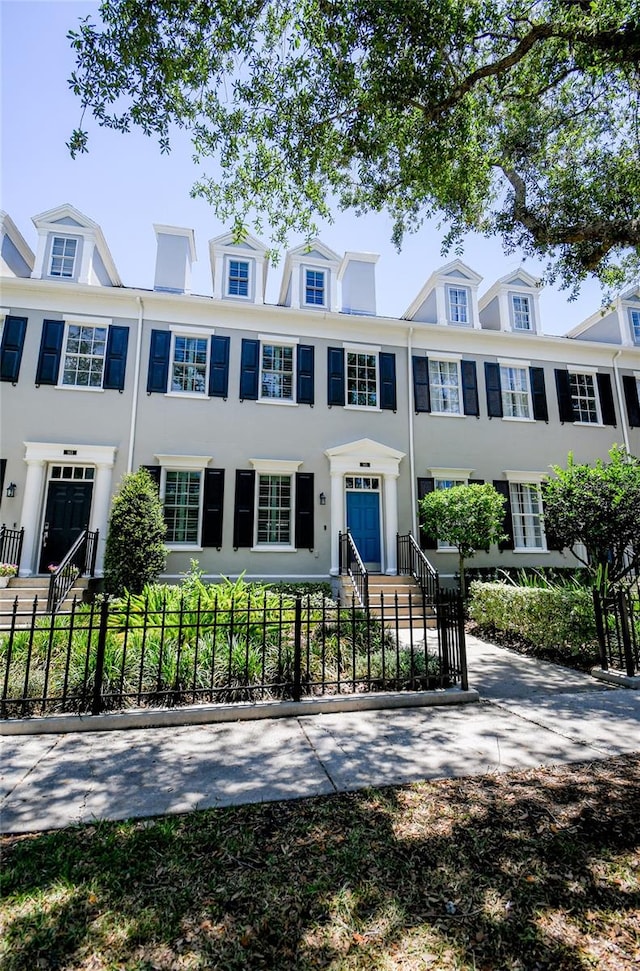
top-left (339, 575), bottom-right (437, 629)
top-left (0, 577), bottom-right (90, 627)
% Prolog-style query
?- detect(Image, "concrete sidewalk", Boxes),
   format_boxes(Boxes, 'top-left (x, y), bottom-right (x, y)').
top-left (2, 634), bottom-right (639, 835)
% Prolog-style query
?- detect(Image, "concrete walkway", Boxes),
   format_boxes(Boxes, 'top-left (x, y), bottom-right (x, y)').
top-left (2, 634), bottom-right (639, 835)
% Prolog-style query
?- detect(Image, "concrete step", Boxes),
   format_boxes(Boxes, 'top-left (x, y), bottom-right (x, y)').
top-left (0, 578), bottom-right (90, 626)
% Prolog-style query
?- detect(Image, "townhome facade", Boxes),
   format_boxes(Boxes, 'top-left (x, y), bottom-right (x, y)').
top-left (1, 205), bottom-right (639, 585)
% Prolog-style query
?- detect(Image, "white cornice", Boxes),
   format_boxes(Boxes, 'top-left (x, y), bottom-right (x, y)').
top-left (402, 259), bottom-right (483, 321)
top-left (0, 211), bottom-right (35, 270)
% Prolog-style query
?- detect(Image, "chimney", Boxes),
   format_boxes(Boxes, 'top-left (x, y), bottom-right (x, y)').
top-left (338, 252), bottom-right (379, 315)
top-left (153, 225), bottom-right (196, 294)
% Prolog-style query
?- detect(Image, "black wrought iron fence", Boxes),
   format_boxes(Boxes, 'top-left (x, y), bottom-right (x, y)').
top-left (0, 589), bottom-right (467, 719)
top-left (593, 587), bottom-right (640, 678)
top-left (0, 526), bottom-right (24, 570)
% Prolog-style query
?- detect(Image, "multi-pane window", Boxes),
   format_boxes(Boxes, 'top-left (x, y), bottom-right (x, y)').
top-left (345, 476), bottom-right (380, 490)
top-left (171, 335), bottom-right (208, 394)
top-left (50, 236), bottom-right (78, 278)
top-left (257, 474), bottom-right (291, 545)
top-left (448, 287), bottom-right (469, 324)
top-left (512, 295), bottom-right (531, 331)
top-left (435, 478), bottom-right (465, 549)
top-left (228, 260), bottom-right (249, 297)
top-left (569, 372), bottom-right (599, 423)
top-left (630, 309), bottom-right (640, 344)
top-left (346, 352), bottom-right (377, 407)
top-left (500, 366), bottom-right (531, 418)
top-left (305, 269), bottom-right (325, 306)
top-left (51, 465), bottom-right (94, 481)
top-left (429, 359), bottom-right (461, 413)
top-left (164, 470), bottom-right (201, 544)
top-left (62, 324), bottom-right (107, 387)
top-left (261, 344), bottom-right (294, 400)
top-left (510, 482), bottom-right (545, 550)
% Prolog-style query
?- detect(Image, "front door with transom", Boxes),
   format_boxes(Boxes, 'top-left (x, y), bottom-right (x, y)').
top-left (39, 466), bottom-right (94, 573)
top-left (345, 476), bottom-right (381, 571)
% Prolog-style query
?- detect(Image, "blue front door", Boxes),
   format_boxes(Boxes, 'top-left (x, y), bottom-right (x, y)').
top-left (346, 491), bottom-right (381, 570)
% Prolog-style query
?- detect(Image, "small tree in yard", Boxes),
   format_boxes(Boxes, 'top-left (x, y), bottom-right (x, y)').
top-left (542, 447), bottom-right (640, 592)
top-left (104, 469), bottom-right (168, 596)
top-left (419, 484), bottom-right (506, 597)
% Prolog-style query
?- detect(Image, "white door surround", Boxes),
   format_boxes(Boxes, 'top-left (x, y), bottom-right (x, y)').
top-left (324, 438), bottom-right (405, 575)
top-left (20, 442), bottom-right (117, 575)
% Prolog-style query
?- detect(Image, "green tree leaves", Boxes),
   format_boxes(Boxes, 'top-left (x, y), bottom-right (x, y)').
top-left (67, 1), bottom-right (640, 291)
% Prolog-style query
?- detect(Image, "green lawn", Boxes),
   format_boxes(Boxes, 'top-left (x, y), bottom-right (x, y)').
top-left (2, 754), bottom-right (639, 970)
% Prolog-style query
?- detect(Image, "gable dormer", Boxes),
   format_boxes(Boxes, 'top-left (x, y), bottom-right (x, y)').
top-left (0, 211), bottom-right (34, 278)
top-left (402, 260), bottom-right (482, 328)
top-left (278, 240), bottom-right (341, 312)
top-left (479, 268), bottom-right (542, 334)
top-left (568, 285), bottom-right (640, 346)
top-left (209, 231), bottom-right (268, 304)
top-left (31, 204), bottom-right (121, 286)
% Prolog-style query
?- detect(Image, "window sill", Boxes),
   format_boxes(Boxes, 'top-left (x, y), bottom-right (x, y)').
top-left (572, 420), bottom-right (603, 428)
top-left (164, 392), bottom-right (209, 400)
top-left (344, 404), bottom-right (381, 412)
top-left (513, 547), bottom-right (548, 554)
top-left (429, 410), bottom-right (465, 418)
top-left (167, 545), bottom-right (203, 552)
top-left (257, 398), bottom-right (298, 407)
top-left (57, 385), bottom-right (105, 393)
top-left (502, 416), bottom-right (534, 422)
top-left (251, 545), bottom-right (296, 553)
top-left (436, 546), bottom-right (457, 552)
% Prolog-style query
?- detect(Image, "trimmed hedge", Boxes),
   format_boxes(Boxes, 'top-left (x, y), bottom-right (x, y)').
top-left (468, 581), bottom-right (598, 661)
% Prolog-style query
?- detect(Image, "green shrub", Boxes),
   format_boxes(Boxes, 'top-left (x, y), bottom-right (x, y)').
top-left (468, 581), bottom-right (598, 661)
top-left (104, 469), bottom-right (167, 596)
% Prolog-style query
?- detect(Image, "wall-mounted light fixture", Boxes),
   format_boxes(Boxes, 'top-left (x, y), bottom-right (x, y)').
top-left (5, 482), bottom-right (17, 499)
top-left (319, 492), bottom-right (327, 506)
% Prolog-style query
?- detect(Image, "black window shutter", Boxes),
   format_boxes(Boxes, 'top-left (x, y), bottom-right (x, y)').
top-left (147, 329), bottom-right (171, 393)
top-left (555, 369), bottom-right (575, 423)
top-left (141, 465), bottom-right (161, 491)
top-left (529, 366), bottom-right (548, 422)
top-left (461, 360), bottom-right (479, 416)
top-left (485, 362), bottom-right (503, 418)
top-left (295, 472), bottom-right (314, 548)
top-left (297, 344), bottom-right (315, 405)
top-left (35, 319), bottom-right (64, 386)
top-left (202, 469), bottom-right (225, 548)
top-left (623, 375), bottom-right (640, 427)
top-left (103, 325), bottom-right (129, 391)
top-left (493, 480), bottom-right (514, 551)
top-left (209, 335), bottom-right (230, 398)
top-left (0, 316), bottom-right (27, 384)
top-left (233, 469), bottom-right (256, 548)
top-left (379, 352), bottom-right (397, 410)
top-left (0, 458), bottom-right (6, 506)
top-left (327, 347), bottom-right (345, 406)
top-left (468, 479), bottom-right (484, 486)
top-left (412, 356), bottom-right (431, 413)
top-left (239, 339), bottom-right (259, 400)
top-left (417, 477), bottom-right (436, 550)
top-left (597, 372), bottom-right (616, 426)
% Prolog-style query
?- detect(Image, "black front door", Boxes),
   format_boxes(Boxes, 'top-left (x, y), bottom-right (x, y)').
top-left (39, 481), bottom-right (93, 573)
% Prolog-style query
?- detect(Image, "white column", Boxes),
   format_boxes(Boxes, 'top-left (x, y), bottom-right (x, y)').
top-left (254, 259), bottom-right (265, 304)
top-left (18, 459), bottom-right (46, 575)
top-left (290, 262), bottom-right (301, 309)
top-left (329, 270), bottom-right (339, 313)
top-left (78, 236), bottom-right (94, 285)
top-left (435, 283), bottom-right (447, 325)
top-left (213, 253), bottom-right (224, 299)
top-left (383, 473), bottom-right (399, 575)
top-left (90, 463), bottom-right (115, 575)
top-left (329, 472), bottom-right (343, 575)
top-left (498, 291), bottom-right (510, 331)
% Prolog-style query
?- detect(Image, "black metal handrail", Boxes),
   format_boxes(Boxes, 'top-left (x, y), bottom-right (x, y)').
top-left (47, 528), bottom-right (98, 613)
top-left (0, 525), bottom-right (24, 571)
top-left (338, 529), bottom-right (369, 607)
top-left (396, 533), bottom-right (439, 602)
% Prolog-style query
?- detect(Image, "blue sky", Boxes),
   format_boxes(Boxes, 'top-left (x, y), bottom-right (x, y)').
top-left (1, 0), bottom-right (605, 332)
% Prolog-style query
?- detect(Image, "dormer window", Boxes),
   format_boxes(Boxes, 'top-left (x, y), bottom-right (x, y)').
top-left (447, 286), bottom-right (469, 324)
top-left (512, 295), bottom-right (532, 331)
top-left (630, 308), bottom-right (640, 344)
top-left (304, 268), bottom-right (326, 307)
top-left (227, 259), bottom-right (250, 298)
top-left (50, 236), bottom-right (78, 278)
